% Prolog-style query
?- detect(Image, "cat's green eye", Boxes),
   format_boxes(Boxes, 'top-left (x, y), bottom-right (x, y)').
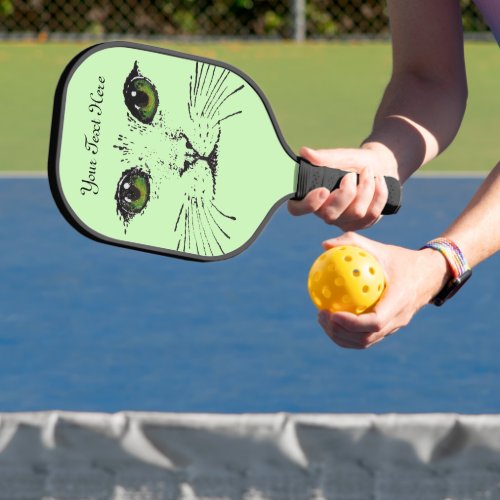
top-left (124, 63), bottom-right (158, 124)
top-left (115, 168), bottom-right (151, 222)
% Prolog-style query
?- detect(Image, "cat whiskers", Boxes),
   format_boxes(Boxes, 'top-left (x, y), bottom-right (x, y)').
top-left (189, 62), bottom-right (243, 125)
top-left (175, 195), bottom-right (236, 256)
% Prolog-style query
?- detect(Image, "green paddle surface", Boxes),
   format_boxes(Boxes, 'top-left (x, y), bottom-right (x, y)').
top-left (52, 43), bottom-right (297, 260)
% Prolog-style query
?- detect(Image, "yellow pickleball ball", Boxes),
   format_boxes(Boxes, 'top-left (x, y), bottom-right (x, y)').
top-left (308, 245), bottom-right (385, 314)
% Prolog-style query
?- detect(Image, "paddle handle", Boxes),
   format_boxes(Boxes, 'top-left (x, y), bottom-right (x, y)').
top-left (293, 158), bottom-right (402, 215)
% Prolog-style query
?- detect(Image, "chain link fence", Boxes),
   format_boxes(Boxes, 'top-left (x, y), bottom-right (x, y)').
top-left (0, 0), bottom-right (491, 40)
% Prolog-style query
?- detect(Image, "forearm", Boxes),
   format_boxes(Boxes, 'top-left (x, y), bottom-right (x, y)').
top-left (418, 162), bottom-right (500, 304)
top-left (361, 0), bottom-right (467, 183)
top-left (363, 73), bottom-right (467, 182)
top-left (441, 162), bottom-right (500, 267)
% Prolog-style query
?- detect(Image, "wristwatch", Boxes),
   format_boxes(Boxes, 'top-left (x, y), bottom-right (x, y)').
top-left (421, 238), bottom-right (472, 306)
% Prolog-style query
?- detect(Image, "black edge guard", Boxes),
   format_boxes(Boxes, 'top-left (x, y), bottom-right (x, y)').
top-left (293, 158), bottom-right (402, 215)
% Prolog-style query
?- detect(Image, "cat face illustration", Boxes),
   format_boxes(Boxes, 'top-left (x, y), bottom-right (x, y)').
top-left (113, 61), bottom-right (243, 256)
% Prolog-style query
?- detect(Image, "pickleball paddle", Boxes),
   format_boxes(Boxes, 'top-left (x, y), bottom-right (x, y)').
top-left (49, 41), bottom-right (401, 261)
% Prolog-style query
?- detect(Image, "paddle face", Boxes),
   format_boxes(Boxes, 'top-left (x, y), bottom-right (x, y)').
top-left (49, 42), bottom-right (297, 261)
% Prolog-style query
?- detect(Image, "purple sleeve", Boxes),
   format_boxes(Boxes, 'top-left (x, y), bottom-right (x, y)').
top-left (473, 0), bottom-right (500, 45)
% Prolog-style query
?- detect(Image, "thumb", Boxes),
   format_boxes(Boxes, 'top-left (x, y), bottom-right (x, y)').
top-left (322, 231), bottom-right (369, 250)
top-left (299, 146), bottom-right (366, 170)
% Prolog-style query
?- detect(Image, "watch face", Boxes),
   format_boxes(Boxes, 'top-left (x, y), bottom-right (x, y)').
top-left (432, 269), bottom-right (472, 306)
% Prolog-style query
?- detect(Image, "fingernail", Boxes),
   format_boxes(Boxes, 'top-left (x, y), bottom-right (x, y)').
top-left (341, 173), bottom-right (354, 186)
top-left (318, 189), bottom-right (329, 201)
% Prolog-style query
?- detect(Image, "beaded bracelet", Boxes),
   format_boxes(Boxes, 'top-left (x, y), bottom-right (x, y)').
top-left (421, 238), bottom-right (470, 278)
top-left (421, 237), bottom-right (472, 306)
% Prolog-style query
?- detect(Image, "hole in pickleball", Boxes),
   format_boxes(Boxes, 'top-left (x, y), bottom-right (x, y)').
top-left (313, 294), bottom-right (322, 307)
top-left (369, 267), bottom-right (376, 275)
top-left (342, 295), bottom-right (351, 304)
top-left (313, 271), bottom-right (321, 282)
top-left (334, 277), bottom-right (344, 287)
top-left (359, 251), bottom-right (367, 257)
top-left (352, 269), bottom-right (360, 277)
top-left (362, 285), bottom-right (369, 293)
top-left (344, 256), bottom-right (352, 262)
top-left (322, 286), bottom-right (332, 298)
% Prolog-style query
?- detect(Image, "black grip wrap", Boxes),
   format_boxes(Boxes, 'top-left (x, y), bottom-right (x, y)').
top-left (293, 158), bottom-right (402, 215)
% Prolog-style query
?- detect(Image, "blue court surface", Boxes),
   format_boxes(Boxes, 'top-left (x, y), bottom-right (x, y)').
top-left (0, 176), bottom-right (498, 413)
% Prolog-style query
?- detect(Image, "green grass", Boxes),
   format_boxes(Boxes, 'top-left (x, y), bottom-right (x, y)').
top-left (0, 40), bottom-right (497, 172)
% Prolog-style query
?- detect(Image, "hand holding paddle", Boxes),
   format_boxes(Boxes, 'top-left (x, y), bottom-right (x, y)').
top-left (290, 146), bottom-right (400, 231)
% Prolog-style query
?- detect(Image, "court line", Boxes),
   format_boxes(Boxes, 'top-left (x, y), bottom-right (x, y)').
top-left (0, 170), bottom-right (488, 179)
top-left (0, 171), bottom-right (48, 178)
top-left (414, 170), bottom-right (487, 179)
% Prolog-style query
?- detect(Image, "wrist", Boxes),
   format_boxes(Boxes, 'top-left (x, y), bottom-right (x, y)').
top-left (361, 141), bottom-right (399, 178)
top-left (418, 248), bottom-right (453, 303)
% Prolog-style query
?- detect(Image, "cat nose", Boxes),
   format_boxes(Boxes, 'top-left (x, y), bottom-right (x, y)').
top-left (178, 132), bottom-right (194, 150)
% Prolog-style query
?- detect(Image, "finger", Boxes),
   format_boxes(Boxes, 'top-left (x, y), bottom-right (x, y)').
top-left (332, 296), bottom-right (401, 340)
top-left (319, 311), bottom-right (371, 349)
top-left (319, 309), bottom-right (392, 349)
top-left (321, 323), bottom-right (365, 349)
top-left (321, 168), bottom-right (392, 231)
top-left (299, 146), bottom-right (367, 171)
top-left (330, 311), bottom-right (384, 335)
top-left (330, 336), bottom-right (365, 349)
top-left (330, 315), bottom-right (392, 349)
top-left (328, 326), bottom-right (381, 349)
top-left (322, 231), bottom-right (369, 250)
top-left (343, 164), bottom-right (376, 221)
top-left (364, 174), bottom-right (389, 223)
top-left (288, 188), bottom-right (330, 216)
top-left (364, 335), bottom-right (386, 348)
top-left (299, 146), bottom-right (323, 165)
top-left (315, 172), bottom-right (358, 224)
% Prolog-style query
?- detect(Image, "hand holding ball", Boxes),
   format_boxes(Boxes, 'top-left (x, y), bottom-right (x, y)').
top-left (308, 245), bottom-right (385, 314)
